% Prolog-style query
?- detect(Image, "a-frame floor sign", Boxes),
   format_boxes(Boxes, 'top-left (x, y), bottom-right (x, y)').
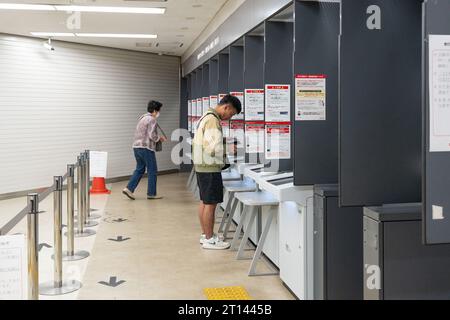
top-left (423, 0), bottom-right (450, 245)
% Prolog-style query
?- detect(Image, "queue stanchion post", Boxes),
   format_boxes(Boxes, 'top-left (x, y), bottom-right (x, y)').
top-left (84, 150), bottom-right (101, 220)
top-left (40, 176), bottom-right (82, 295)
top-left (75, 155), bottom-right (96, 237)
top-left (63, 164), bottom-right (89, 260)
top-left (78, 152), bottom-right (99, 228)
top-left (27, 193), bottom-right (39, 300)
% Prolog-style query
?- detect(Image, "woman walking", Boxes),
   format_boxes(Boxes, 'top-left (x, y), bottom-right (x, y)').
top-left (123, 100), bottom-right (166, 200)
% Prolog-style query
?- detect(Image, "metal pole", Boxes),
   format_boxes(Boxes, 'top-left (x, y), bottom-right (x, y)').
top-left (63, 165), bottom-right (89, 261)
top-left (84, 150), bottom-right (101, 220)
top-left (80, 152), bottom-right (99, 227)
top-left (75, 154), bottom-right (96, 237)
top-left (27, 193), bottom-right (39, 300)
top-left (40, 177), bottom-right (82, 295)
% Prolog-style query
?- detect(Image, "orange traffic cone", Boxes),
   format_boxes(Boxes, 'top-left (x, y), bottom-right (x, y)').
top-left (90, 177), bottom-right (111, 194)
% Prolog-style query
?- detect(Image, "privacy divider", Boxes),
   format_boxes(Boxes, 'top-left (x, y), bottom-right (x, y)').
top-left (423, 0), bottom-right (450, 245)
top-left (339, 0), bottom-right (423, 206)
top-left (218, 52), bottom-right (230, 139)
top-left (202, 63), bottom-right (210, 114)
top-left (209, 57), bottom-right (219, 106)
top-left (264, 20), bottom-right (293, 172)
top-left (244, 34), bottom-right (265, 164)
top-left (229, 44), bottom-right (245, 153)
top-left (293, 0), bottom-right (339, 186)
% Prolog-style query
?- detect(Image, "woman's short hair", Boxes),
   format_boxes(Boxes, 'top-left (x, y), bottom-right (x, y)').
top-left (148, 100), bottom-right (163, 113)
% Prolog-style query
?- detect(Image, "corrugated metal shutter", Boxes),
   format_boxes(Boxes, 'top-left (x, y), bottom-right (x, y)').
top-left (0, 35), bottom-right (180, 195)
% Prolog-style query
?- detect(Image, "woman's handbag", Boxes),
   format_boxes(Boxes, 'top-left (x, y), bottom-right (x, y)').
top-left (155, 124), bottom-right (167, 152)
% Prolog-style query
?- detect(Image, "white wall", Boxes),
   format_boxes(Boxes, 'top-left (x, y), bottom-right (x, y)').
top-left (0, 34), bottom-right (180, 195)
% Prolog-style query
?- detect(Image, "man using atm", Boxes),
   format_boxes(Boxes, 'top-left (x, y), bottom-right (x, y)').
top-left (192, 94), bottom-right (241, 250)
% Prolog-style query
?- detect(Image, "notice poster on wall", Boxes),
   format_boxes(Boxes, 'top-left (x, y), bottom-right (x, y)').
top-left (230, 120), bottom-right (245, 148)
top-left (218, 93), bottom-right (227, 105)
top-left (0, 234), bottom-right (27, 300)
top-left (192, 99), bottom-right (197, 134)
top-left (265, 85), bottom-right (291, 122)
top-left (188, 100), bottom-right (192, 132)
top-left (245, 89), bottom-right (265, 121)
top-left (203, 97), bottom-right (210, 114)
top-left (245, 121), bottom-right (265, 154)
top-left (295, 75), bottom-right (326, 121)
top-left (221, 120), bottom-right (230, 138)
top-left (210, 95), bottom-right (218, 107)
top-left (230, 92), bottom-right (244, 120)
top-left (90, 151), bottom-right (108, 178)
top-left (265, 122), bottom-right (291, 160)
top-left (429, 35), bottom-right (450, 152)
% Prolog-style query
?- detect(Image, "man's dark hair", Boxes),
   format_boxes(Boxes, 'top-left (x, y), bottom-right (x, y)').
top-left (219, 94), bottom-right (242, 114)
top-left (148, 100), bottom-right (163, 113)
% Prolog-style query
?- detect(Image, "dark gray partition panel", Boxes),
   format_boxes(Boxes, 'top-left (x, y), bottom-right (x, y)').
top-left (293, 0), bottom-right (339, 186)
top-left (202, 63), bottom-right (210, 99)
top-left (196, 66), bottom-right (203, 101)
top-left (180, 77), bottom-right (191, 172)
top-left (209, 58), bottom-right (219, 96)
top-left (264, 20), bottom-right (294, 171)
top-left (244, 35), bottom-right (265, 163)
top-left (423, 0), bottom-right (450, 245)
top-left (229, 45), bottom-right (244, 93)
top-left (218, 53), bottom-right (230, 94)
top-left (339, 0), bottom-right (423, 206)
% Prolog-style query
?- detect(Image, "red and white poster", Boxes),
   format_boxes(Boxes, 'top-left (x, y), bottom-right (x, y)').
top-left (209, 95), bottom-right (218, 108)
top-left (218, 93), bottom-right (227, 105)
top-left (221, 120), bottom-right (230, 138)
top-left (265, 122), bottom-right (291, 160)
top-left (295, 74), bottom-right (326, 121)
top-left (188, 100), bottom-right (192, 132)
top-left (230, 92), bottom-right (244, 120)
top-left (245, 121), bottom-right (265, 154)
top-left (245, 89), bottom-right (265, 121)
top-left (265, 85), bottom-right (291, 122)
top-left (230, 120), bottom-right (245, 148)
top-left (192, 99), bottom-right (197, 134)
top-left (202, 97), bottom-right (210, 114)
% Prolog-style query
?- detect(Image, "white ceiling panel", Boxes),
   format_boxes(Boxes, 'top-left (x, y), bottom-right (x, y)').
top-left (0, 0), bottom-right (228, 56)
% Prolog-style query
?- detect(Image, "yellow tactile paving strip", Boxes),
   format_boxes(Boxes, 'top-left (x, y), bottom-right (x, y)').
top-left (204, 286), bottom-right (252, 300)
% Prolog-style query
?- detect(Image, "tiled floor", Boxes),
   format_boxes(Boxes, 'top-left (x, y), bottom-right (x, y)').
top-left (1, 173), bottom-right (294, 300)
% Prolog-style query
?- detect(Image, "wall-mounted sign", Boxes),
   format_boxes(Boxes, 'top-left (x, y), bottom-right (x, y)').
top-left (265, 85), bottom-right (290, 122)
top-left (245, 121), bottom-right (265, 154)
top-left (265, 122), bottom-right (291, 160)
top-left (429, 35), bottom-right (450, 152)
top-left (218, 93), bottom-right (227, 105)
top-left (203, 97), bottom-right (210, 114)
top-left (295, 75), bottom-right (326, 121)
top-left (245, 89), bottom-right (265, 121)
top-left (230, 120), bottom-right (245, 148)
top-left (221, 120), bottom-right (230, 138)
top-left (209, 95), bottom-right (218, 107)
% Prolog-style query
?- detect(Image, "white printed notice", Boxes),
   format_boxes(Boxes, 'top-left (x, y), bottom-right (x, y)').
top-left (265, 123), bottom-right (291, 160)
top-left (192, 99), bottom-right (197, 134)
top-left (245, 89), bottom-right (265, 121)
top-left (203, 97), bottom-right (210, 114)
top-left (230, 92), bottom-right (244, 120)
top-left (265, 85), bottom-right (291, 122)
top-left (0, 234), bottom-right (27, 300)
top-left (90, 151), bottom-right (108, 178)
top-left (188, 100), bottom-right (192, 132)
top-left (230, 121), bottom-right (245, 148)
top-left (210, 95), bottom-right (218, 107)
top-left (295, 75), bottom-right (326, 121)
top-left (245, 122), bottom-right (265, 153)
top-left (221, 120), bottom-right (230, 138)
top-left (429, 35), bottom-right (450, 152)
top-left (218, 93), bottom-right (227, 105)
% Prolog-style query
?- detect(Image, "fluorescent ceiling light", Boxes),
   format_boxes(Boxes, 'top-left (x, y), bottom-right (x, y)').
top-left (0, 3), bottom-right (165, 14)
top-left (56, 6), bottom-right (165, 14)
top-left (30, 32), bottom-right (157, 39)
top-left (76, 33), bottom-right (157, 39)
top-left (0, 3), bottom-right (54, 10)
top-left (31, 32), bottom-right (75, 37)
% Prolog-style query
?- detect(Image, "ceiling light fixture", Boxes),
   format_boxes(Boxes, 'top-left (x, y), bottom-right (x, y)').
top-left (31, 32), bottom-right (157, 39)
top-left (0, 3), bottom-right (165, 14)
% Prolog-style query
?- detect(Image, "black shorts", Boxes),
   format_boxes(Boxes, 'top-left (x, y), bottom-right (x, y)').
top-left (196, 172), bottom-right (224, 205)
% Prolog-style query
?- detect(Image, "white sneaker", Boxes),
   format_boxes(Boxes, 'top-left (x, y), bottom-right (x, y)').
top-left (122, 188), bottom-right (135, 200)
top-left (200, 234), bottom-right (223, 244)
top-left (202, 235), bottom-right (231, 250)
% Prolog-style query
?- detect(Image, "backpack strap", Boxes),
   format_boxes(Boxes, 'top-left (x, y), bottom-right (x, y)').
top-left (196, 110), bottom-right (220, 131)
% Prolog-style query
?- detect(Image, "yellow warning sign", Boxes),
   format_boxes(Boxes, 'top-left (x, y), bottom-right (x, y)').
top-left (204, 286), bottom-right (251, 300)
